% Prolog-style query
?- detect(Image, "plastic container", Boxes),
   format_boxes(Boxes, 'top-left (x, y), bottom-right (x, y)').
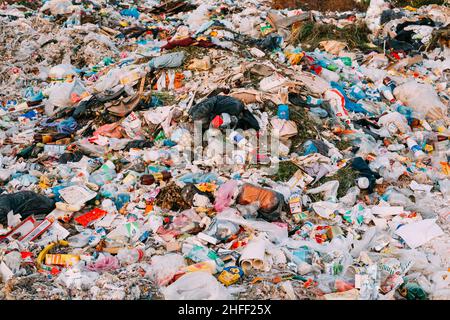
top-left (306, 96), bottom-right (323, 106)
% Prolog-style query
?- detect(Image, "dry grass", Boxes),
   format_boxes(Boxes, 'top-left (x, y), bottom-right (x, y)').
top-left (391, 0), bottom-right (446, 7)
top-left (272, 0), bottom-right (369, 12)
top-left (295, 21), bottom-right (374, 51)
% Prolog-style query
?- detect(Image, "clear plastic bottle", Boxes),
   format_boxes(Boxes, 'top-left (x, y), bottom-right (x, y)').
top-left (229, 131), bottom-right (248, 149)
top-left (379, 85), bottom-right (395, 102)
top-left (406, 137), bottom-right (426, 159)
top-left (99, 183), bottom-right (118, 198)
top-left (117, 248), bottom-right (144, 265)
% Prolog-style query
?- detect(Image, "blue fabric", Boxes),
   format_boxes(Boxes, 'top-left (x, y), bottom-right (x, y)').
top-left (120, 7), bottom-right (140, 19)
top-left (57, 117), bottom-right (78, 134)
top-left (331, 82), bottom-right (369, 114)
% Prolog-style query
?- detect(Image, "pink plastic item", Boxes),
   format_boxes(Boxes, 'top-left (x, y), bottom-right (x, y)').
top-left (214, 180), bottom-right (238, 212)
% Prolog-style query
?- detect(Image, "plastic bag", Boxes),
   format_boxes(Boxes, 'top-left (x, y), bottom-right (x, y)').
top-left (237, 183), bottom-right (284, 221)
top-left (162, 271), bottom-right (231, 300)
top-left (216, 208), bottom-right (287, 244)
top-left (393, 81), bottom-right (448, 121)
top-left (307, 181), bottom-right (339, 202)
top-left (40, 0), bottom-right (74, 15)
top-left (214, 180), bottom-right (239, 212)
top-left (189, 95), bottom-right (260, 130)
top-left (0, 191), bottom-right (55, 226)
top-left (365, 0), bottom-right (390, 33)
top-left (45, 79), bottom-right (88, 115)
top-left (378, 112), bottom-right (410, 134)
top-left (148, 254), bottom-right (186, 286)
top-left (149, 52), bottom-right (185, 69)
top-left (339, 186), bottom-right (360, 207)
top-left (48, 64), bottom-right (77, 80)
top-left (186, 4), bottom-right (210, 31)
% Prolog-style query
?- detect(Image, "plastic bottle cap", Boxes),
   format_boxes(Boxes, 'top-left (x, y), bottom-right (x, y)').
top-left (211, 115), bottom-right (223, 128)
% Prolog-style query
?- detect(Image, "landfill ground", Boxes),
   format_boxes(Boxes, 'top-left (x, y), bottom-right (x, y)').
top-left (0, 0), bottom-right (449, 300)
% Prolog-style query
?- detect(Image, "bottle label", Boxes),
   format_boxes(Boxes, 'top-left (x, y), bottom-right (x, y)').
top-left (153, 172), bottom-right (163, 181)
top-left (137, 249), bottom-right (144, 261)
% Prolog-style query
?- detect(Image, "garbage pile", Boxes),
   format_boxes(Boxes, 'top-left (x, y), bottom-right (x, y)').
top-left (0, 0), bottom-right (449, 300)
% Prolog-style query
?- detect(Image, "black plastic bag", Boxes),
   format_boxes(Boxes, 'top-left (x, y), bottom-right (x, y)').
top-left (0, 191), bottom-right (55, 226)
top-left (188, 95), bottom-right (260, 130)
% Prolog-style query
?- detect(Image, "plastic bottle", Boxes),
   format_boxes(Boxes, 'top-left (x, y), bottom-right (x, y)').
top-left (99, 184), bottom-right (118, 198)
top-left (115, 193), bottom-right (130, 210)
top-left (306, 96), bottom-right (323, 106)
top-left (55, 202), bottom-right (82, 212)
top-left (310, 107), bottom-right (328, 118)
top-left (406, 137), bottom-right (426, 159)
top-left (143, 149), bottom-right (171, 162)
top-left (229, 131), bottom-right (248, 149)
top-left (350, 85), bottom-right (366, 101)
top-left (34, 133), bottom-right (70, 143)
top-left (101, 198), bottom-right (118, 214)
top-left (379, 85), bottom-right (395, 103)
top-left (117, 248), bottom-right (144, 265)
top-left (68, 230), bottom-right (93, 247)
top-left (140, 171), bottom-right (172, 185)
top-left (394, 103), bottom-right (414, 123)
top-left (4, 251), bottom-right (22, 272)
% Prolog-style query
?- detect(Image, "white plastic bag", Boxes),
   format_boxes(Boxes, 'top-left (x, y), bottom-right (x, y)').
top-left (148, 254), bottom-right (186, 286)
top-left (48, 64), bottom-right (77, 80)
top-left (393, 81), bottom-right (448, 121)
top-left (162, 271), bottom-right (231, 300)
top-left (45, 79), bottom-right (88, 115)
